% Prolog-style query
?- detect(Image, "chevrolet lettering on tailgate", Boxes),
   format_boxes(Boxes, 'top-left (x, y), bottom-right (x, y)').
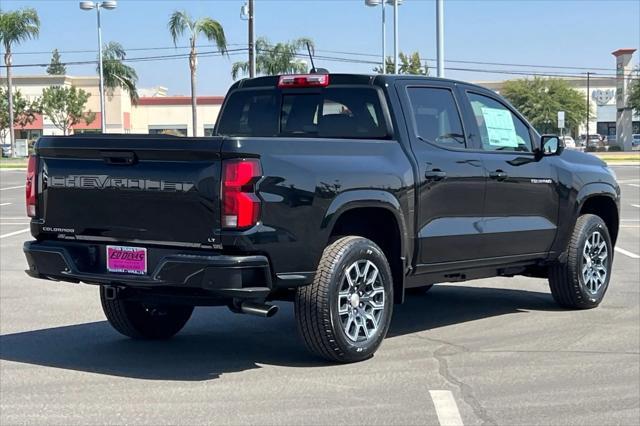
top-left (49, 175), bottom-right (195, 192)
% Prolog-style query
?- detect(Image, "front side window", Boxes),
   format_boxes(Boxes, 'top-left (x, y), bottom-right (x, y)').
top-left (406, 87), bottom-right (466, 148)
top-left (467, 92), bottom-right (532, 152)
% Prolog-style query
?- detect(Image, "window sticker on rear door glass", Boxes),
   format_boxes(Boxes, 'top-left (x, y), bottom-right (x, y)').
top-left (480, 106), bottom-right (518, 148)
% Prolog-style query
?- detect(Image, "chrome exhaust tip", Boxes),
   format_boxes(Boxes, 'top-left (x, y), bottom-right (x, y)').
top-left (239, 301), bottom-right (278, 318)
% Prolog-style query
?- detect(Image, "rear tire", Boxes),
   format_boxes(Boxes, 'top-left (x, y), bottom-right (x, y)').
top-left (549, 214), bottom-right (612, 309)
top-left (100, 287), bottom-right (193, 339)
top-left (295, 236), bottom-right (393, 363)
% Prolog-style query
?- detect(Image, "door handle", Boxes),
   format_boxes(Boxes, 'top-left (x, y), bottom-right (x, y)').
top-left (425, 169), bottom-right (447, 180)
top-left (489, 170), bottom-right (508, 181)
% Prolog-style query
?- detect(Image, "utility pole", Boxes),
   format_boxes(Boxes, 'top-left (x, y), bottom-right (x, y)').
top-left (436, 0), bottom-right (444, 77)
top-left (248, 0), bottom-right (255, 78)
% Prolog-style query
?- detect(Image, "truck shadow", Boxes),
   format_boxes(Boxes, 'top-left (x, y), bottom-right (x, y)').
top-left (0, 285), bottom-right (560, 381)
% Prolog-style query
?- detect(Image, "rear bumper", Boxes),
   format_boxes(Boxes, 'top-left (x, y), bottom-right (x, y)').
top-left (24, 240), bottom-right (273, 300)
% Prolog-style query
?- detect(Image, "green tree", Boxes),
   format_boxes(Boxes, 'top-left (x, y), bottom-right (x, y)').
top-left (46, 48), bottom-right (66, 75)
top-left (231, 37), bottom-right (315, 79)
top-left (501, 77), bottom-right (589, 136)
top-left (0, 87), bottom-right (40, 143)
top-left (168, 10), bottom-right (227, 136)
top-left (0, 7), bottom-right (40, 156)
top-left (374, 51), bottom-right (429, 75)
top-left (40, 86), bottom-right (96, 135)
top-left (628, 67), bottom-right (640, 115)
top-left (100, 41), bottom-right (139, 104)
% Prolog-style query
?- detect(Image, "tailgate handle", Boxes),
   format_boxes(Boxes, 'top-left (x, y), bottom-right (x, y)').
top-left (102, 151), bottom-right (137, 165)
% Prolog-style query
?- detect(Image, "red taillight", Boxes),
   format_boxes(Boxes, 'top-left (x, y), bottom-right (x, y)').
top-left (222, 159), bottom-right (262, 229)
top-left (277, 74), bottom-right (329, 88)
top-left (26, 155), bottom-right (38, 217)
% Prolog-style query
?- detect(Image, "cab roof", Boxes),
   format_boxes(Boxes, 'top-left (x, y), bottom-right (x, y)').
top-left (230, 73), bottom-right (488, 92)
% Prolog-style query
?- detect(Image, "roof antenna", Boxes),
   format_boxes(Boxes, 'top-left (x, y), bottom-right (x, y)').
top-left (306, 42), bottom-right (329, 74)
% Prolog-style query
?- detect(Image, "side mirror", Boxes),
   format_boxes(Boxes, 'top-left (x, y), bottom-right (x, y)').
top-left (539, 135), bottom-right (564, 157)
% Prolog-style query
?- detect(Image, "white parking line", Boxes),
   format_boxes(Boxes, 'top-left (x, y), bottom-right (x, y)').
top-left (628, 184), bottom-right (640, 188)
top-left (430, 390), bottom-right (464, 426)
top-left (0, 202), bottom-right (12, 206)
top-left (0, 185), bottom-right (25, 191)
top-left (631, 204), bottom-right (640, 208)
top-left (0, 228), bottom-right (30, 239)
top-left (615, 247), bottom-right (640, 259)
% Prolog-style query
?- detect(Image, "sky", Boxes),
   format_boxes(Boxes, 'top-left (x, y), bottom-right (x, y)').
top-left (2, 0), bottom-right (639, 96)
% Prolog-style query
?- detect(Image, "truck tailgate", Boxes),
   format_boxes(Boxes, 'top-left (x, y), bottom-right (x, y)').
top-left (35, 135), bottom-right (223, 249)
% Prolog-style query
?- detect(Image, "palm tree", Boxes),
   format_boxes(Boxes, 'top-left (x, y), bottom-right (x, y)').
top-left (168, 10), bottom-right (226, 137)
top-left (0, 8), bottom-right (40, 156)
top-left (232, 37), bottom-right (314, 80)
top-left (100, 42), bottom-right (139, 104)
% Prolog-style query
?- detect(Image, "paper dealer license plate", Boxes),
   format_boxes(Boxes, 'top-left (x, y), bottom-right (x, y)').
top-left (106, 245), bottom-right (147, 275)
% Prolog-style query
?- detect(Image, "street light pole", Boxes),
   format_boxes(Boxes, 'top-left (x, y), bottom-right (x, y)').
top-left (365, 0), bottom-right (387, 73)
top-left (393, 0), bottom-right (398, 74)
top-left (436, 0), bottom-right (444, 77)
top-left (80, 1), bottom-right (116, 134)
top-left (96, 6), bottom-right (106, 133)
top-left (586, 71), bottom-right (591, 145)
top-left (382, 3), bottom-right (386, 72)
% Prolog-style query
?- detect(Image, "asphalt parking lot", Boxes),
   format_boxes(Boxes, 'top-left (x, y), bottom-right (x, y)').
top-left (1, 165), bottom-right (639, 426)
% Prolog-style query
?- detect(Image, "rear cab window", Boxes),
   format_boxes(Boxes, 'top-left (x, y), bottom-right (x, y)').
top-left (216, 85), bottom-right (389, 139)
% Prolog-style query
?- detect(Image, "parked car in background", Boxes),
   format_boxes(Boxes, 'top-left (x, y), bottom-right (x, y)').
top-left (632, 134), bottom-right (640, 150)
top-left (1, 144), bottom-right (13, 158)
top-left (586, 134), bottom-right (604, 150)
top-left (560, 136), bottom-right (576, 149)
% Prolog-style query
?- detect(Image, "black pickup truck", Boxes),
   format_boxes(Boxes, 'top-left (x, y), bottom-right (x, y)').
top-left (24, 73), bottom-right (620, 362)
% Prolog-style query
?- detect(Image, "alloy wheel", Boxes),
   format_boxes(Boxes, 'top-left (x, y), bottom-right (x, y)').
top-left (337, 259), bottom-right (386, 342)
top-left (581, 230), bottom-right (608, 294)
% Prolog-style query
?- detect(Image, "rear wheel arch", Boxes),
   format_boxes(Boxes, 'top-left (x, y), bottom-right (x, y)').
top-left (326, 204), bottom-right (406, 304)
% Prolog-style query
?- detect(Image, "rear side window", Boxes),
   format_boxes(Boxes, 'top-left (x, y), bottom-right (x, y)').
top-left (217, 87), bottom-right (388, 139)
top-left (406, 87), bottom-right (466, 148)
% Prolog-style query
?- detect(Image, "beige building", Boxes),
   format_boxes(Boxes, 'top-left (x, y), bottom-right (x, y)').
top-left (0, 74), bottom-right (223, 144)
top-left (0, 75), bottom-right (131, 140)
top-left (130, 95), bottom-right (223, 137)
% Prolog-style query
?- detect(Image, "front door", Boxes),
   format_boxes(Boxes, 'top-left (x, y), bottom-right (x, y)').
top-left (397, 82), bottom-right (486, 267)
top-left (461, 89), bottom-right (560, 258)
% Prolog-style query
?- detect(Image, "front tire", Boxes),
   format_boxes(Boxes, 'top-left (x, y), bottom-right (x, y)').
top-left (295, 236), bottom-right (394, 363)
top-left (549, 214), bottom-right (613, 309)
top-left (100, 287), bottom-right (194, 339)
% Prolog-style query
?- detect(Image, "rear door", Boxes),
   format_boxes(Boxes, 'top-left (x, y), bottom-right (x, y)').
top-left (459, 88), bottom-right (560, 258)
top-left (397, 81), bottom-right (486, 268)
top-left (36, 135), bottom-right (223, 249)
